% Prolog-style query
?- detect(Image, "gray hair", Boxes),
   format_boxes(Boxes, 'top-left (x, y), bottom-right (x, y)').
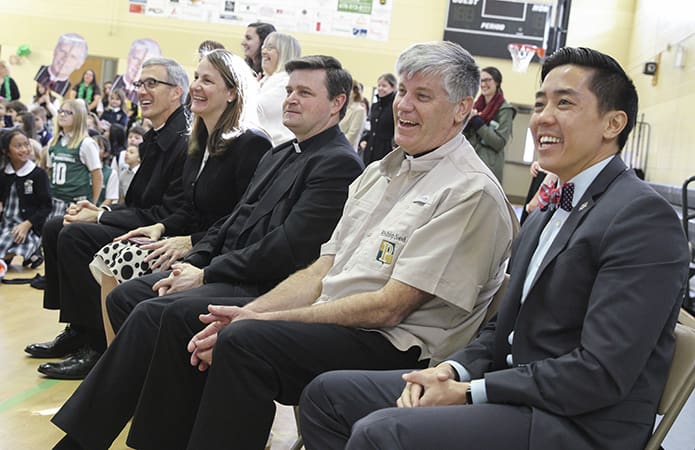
top-left (129, 38), bottom-right (162, 59)
top-left (55, 33), bottom-right (88, 65)
top-left (142, 57), bottom-right (189, 105)
top-left (264, 32), bottom-right (301, 74)
top-left (395, 41), bottom-right (479, 103)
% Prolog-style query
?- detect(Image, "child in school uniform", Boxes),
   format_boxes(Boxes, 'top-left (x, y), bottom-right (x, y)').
top-left (0, 129), bottom-right (51, 273)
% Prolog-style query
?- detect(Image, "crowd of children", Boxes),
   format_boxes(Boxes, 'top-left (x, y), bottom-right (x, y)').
top-left (0, 73), bottom-right (148, 275)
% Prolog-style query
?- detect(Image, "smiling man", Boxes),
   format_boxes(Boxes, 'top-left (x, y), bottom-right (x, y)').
top-left (26, 57), bottom-right (189, 379)
top-left (70, 42), bottom-right (519, 450)
top-left (298, 47), bottom-right (690, 450)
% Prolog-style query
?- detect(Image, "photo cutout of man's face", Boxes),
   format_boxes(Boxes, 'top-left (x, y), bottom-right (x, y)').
top-left (125, 39), bottom-right (162, 83)
top-left (50, 34), bottom-right (88, 80)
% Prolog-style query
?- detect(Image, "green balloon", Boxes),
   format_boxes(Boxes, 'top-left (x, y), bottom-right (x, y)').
top-left (16, 45), bottom-right (31, 57)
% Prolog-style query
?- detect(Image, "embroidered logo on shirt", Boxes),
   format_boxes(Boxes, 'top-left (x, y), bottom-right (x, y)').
top-left (376, 240), bottom-right (396, 265)
top-left (24, 180), bottom-right (34, 195)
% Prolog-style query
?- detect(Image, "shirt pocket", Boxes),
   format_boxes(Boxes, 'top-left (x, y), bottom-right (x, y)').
top-left (363, 200), bottom-right (436, 274)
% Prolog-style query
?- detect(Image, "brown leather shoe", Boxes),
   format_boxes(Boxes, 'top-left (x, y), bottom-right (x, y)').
top-left (24, 325), bottom-right (85, 358)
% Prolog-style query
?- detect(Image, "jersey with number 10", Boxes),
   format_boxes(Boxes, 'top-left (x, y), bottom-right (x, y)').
top-left (49, 138), bottom-right (92, 203)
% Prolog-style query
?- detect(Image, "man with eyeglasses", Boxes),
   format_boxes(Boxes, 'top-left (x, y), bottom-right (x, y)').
top-left (25, 57), bottom-right (190, 380)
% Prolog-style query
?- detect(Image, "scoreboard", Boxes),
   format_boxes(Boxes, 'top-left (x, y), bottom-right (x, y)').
top-left (444, 0), bottom-right (553, 60)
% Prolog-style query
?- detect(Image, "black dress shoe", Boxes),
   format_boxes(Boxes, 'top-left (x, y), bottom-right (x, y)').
top-left (25, 325), bottom-right (85, 358)
top-left (30, 274), bottom-right (47, 290)
top-left (38, 346), bottom-right (102, 380)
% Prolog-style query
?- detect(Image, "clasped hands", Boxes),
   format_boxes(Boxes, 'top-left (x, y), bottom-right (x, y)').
top-left (187, 305), bottom-right (264, 372)
top-left (63, 200), bottom-right (100, 224)
top-left (397, 364), bottom-right (470, 408)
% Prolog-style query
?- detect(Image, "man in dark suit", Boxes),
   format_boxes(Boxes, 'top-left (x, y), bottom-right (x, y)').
top-left (25, 57), bottom-right (190, 378)
top-left (298, 47), bottom-right (691, 450)
top-left (50, 55), bottom-right (365, 450)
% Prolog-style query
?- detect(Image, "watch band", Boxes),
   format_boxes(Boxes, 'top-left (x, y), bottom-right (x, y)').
top-left (465, 386), bottom-right (473, 404)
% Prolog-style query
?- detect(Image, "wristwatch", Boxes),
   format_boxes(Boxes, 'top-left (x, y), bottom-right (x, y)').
top-left (465, 386), bottom-right (473, 404)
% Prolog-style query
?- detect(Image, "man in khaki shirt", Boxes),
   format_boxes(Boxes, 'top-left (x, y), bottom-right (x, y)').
top-left (71, 43), bottom-right (517, 449)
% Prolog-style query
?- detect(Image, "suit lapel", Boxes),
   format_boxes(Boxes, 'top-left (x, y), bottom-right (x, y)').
top-left (528, 157), bottom-right (630, 291)
top-left (243, 142), bottom-right (295, 201)
top-left (241, 149), bottom-right (306, 234)
top-left (495, 209), bottom-right (553, 345)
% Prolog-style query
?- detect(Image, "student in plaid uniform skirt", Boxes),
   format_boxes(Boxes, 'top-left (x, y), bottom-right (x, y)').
top-left (0, 129), bottom-right (51, 266)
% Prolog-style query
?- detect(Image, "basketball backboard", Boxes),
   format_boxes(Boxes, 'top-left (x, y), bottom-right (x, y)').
top-left (443, 0), bottom-right (569, 63)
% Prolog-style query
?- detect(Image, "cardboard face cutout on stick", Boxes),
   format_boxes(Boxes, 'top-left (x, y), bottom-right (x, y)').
top-left (34, 33), bottom-right (88, 97)
top-left (112, 38), bottom-right (162, 104)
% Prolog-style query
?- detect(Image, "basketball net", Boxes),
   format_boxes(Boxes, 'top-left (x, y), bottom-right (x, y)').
top-left (508, 43), bottom-right (545, 73)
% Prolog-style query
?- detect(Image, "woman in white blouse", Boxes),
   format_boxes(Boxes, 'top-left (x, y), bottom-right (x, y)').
top-left (257, 31), bottom-right (301, 146)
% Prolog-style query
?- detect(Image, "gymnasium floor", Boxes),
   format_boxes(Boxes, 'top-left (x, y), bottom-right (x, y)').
top-left (1, 261), bottom-right (693, 449)
top-left (0, 263), bottom-right (298, 450)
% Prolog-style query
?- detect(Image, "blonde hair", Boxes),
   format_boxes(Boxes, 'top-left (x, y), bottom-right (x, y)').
top-left (50, 99), bottom-right (90, 149)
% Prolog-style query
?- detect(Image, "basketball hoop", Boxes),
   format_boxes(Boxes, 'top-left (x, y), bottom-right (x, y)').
top-left (508, 43), bottom-right (545, 73)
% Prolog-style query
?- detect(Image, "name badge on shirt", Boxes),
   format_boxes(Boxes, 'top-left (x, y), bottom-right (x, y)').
top-left (24, 180), bottom-right (34, 195)
top-left (376, 240), bottom-right (396, 265)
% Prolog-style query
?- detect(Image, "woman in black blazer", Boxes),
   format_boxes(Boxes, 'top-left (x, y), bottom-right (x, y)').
top-left (90, 49), bottom-right (272, 343)
top-left (0, 129), bottom-right (51, 268)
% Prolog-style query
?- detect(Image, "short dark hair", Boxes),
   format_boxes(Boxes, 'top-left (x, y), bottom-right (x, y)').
top-left (108, 123), bottom-right (127, 153)
top-left (541, 47), bottom-right (638, 150)
top-left (19, 112), bottom-right (37, 139)
top-left (6, 100), bottom-right (27, 114)
top-left (93, 134), bottom-right (113, 158)
top-left (285, 55), bottom-right (352, 119)
top-left (128, 125), bottom-right (147, 137)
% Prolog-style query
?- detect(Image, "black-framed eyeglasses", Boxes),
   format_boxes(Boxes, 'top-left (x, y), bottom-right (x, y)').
top-left (133, 78), bottom-right (177, 90)
top-left (57, 109), bottom-right (74, 116)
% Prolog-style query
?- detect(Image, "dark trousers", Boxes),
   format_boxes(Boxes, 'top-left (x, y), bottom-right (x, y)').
top-left (126, 317), bottom-right (429, 450)
top-left (51, 278), bottom-right (260, 450)
top-left (300, 369), bottom-right (532, 450)
top-left (42, 217), bottom-right (126, 350)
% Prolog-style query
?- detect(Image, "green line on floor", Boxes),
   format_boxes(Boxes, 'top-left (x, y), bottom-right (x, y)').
top-left (0, 380), bottom-right (59, 413)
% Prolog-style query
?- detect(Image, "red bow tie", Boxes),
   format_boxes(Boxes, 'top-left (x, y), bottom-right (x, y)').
top-left (538, 182), bottom-right (575, 212)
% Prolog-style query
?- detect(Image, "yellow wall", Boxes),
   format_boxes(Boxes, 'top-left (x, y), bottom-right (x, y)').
top-left (626, 0), bottom-right (695, 184)
top-left (1, 0), bottom-right (692, 185)
top-left (0, 1), bottom-right (542, 108)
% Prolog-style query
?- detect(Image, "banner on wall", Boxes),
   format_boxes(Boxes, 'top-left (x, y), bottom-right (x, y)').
top-left (128, 0), bottom-right (393, 41)
top-left (33, 33), bottom-right (89, 97)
